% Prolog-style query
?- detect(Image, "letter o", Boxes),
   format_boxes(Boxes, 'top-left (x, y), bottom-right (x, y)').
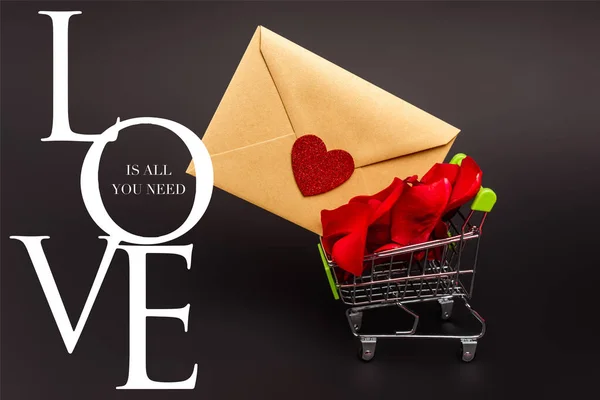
top-left (80, 117), bottom-right (213, 245)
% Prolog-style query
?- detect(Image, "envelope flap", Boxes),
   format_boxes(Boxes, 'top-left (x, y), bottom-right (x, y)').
top-left (201, 27), bottom-right (293, 156)
top-left (259, 26), bottom-right (460, 168)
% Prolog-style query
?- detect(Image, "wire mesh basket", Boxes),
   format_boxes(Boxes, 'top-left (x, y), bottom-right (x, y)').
top-left (318, 153), bottom-right (497, 362)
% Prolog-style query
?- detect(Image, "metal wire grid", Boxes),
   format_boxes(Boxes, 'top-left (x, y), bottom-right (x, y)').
top-left (329, 210), bottom-right (482, 306)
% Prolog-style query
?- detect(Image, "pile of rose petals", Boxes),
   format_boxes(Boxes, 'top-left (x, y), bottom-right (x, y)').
top-left (321, 156), bottom-right (482, 276)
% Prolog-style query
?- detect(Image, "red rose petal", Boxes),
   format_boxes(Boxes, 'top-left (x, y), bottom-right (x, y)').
top-left (390, 178), bottom-right (453, 246)
top-left (421, 163), bottom-right (460, 186)
top-left (321, 202), bottom-right (372, 256)
top-left (445, 156), bottom-right (482, 213)
top-left (351, 178), bottom-right (406, 253)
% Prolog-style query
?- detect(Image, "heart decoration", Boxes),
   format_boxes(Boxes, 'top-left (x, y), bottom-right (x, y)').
top-left (291, 135), bottom-right (355, 196)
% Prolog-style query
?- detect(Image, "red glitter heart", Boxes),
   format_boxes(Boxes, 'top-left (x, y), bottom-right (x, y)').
top-left (291, 135), bottom-right (355, 196)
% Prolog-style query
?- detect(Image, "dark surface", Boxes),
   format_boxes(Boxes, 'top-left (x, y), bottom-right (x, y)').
top-left (2, 1), bottom-right (600, 399)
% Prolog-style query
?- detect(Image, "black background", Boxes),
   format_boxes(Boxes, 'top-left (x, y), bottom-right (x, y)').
top-left (2, 1), bottom-right (600, 398)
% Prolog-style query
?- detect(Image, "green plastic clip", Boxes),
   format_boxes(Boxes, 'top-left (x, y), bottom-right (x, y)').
top-left (470, 187), bottom-right (497, 212)
top-left (318, 244), bottom-right (339, 300)
top-left (448, 230), bottom-right (457, 250)
top-left (448, 153), bottom-right (497, 213)
top-left (449, 153), bottom-right (468, 166)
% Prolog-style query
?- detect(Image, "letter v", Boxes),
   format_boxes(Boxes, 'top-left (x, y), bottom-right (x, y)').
top-left (9, 236), bottom-right (119, 353)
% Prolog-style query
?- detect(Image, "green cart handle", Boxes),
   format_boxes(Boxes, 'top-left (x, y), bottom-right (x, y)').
top-left (318, 243), bottom-right (339, 300)
top-left (449, 153), bottom-right (497, 213)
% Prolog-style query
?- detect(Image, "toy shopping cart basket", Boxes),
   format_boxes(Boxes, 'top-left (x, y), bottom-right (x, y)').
top-left (318, 153), bottom-right (497, 362)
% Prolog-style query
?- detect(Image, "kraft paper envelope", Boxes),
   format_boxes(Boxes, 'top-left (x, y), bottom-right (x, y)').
top-left (187, 26), bottom-right (459, 236)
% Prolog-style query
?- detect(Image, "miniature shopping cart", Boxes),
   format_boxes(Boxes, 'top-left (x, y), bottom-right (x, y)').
top-left (318, 153), bottom-right (497, 362)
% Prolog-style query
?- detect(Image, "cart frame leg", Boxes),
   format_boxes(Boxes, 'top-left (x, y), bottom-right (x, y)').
top-left (438, 296), bottom-right (454, 320)
top-left (348, 310), bottom-right (363, 332)
top-left (460, 338), bottom-right (477, 362)
top-left (358, 337), bottom-right (377, 362)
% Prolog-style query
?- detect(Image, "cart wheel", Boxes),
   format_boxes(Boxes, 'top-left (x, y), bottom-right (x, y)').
top-left (438, 297), bottom-right (454, 321)
top-left (358, 337), bottom-right (376, 362)
top-left (349, 311), bottom-right (363, 332)
top-left (459, 339), bottom-right (477, 363)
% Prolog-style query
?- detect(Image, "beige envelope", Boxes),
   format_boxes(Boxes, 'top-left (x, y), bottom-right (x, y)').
top-left (187, 26), bottom-right (459, 236)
